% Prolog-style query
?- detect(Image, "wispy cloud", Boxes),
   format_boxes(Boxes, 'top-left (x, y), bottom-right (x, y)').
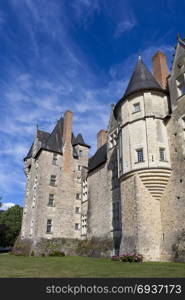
top-left (114, 19), bottom-right (137, 38)
top-left (0, 0), bottom-right (176, 208)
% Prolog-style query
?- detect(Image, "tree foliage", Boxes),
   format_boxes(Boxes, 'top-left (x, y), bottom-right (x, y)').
top-left (0, 205), bottom-right (23, 247)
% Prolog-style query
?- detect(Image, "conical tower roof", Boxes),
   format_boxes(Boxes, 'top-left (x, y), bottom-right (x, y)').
top-left (114, 57), bottom-right (167, 118)
top-left (124, 57), bottom-right (163, 98)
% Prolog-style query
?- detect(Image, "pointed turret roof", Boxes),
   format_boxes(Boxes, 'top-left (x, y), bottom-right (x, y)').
top-left (72, 133), bottom-right (90, 148)
top-left (114, 57), bottom-right (168, 118)
top-left (124, 57), bottom-right (163, 98)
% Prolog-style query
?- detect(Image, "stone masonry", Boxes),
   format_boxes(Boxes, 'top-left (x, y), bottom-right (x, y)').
top-left (21, 34), bottom-right (185, 261)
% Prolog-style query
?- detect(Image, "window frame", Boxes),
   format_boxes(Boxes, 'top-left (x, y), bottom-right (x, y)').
top-left (50, 175), bottom-right (57, 187)
top-left (46, 219), bottom-right (52, 233)
top-left (136, 148), bottom-right (144, 163)
top-left (75, 223), bottom-right (80, 231)
top-left (48, 194), bottom-right (55, 206)
top-left (159, 147), bottom-right (166, 162)
top-left (133, 102), bottom-right (141, 114)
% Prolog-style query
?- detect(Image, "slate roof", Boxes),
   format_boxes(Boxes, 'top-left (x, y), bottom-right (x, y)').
top-left (124, 57), bottom-right (163, 98)
top-left (72, 133), bottom-right (90, 148)
top-left (24, 143), bottom-right (34, 160)
top-left (24, 117), bottom-right (90, 160)
top-left (114, 57), bottom-right (167, 118)
top-left (88, 143), bottom-right (107, 172)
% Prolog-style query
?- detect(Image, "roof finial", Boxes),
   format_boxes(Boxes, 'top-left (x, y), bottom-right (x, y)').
top-left (138, 55), bottom-right (141, 61)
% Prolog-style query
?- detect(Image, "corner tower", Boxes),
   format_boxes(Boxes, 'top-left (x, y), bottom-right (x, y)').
top-left (114, 56), bottom-right (171, 260)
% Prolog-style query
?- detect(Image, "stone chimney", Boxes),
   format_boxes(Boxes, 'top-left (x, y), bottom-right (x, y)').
top-left (63, 110), bottom-right (73, 172)
top-left (97, 130), bottom-right (107, 149)
top-left (152, 51), bottom-right (168, 89)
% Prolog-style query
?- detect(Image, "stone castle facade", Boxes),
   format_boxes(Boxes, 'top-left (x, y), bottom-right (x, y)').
top-left (20, 35), bottom-right (185, 261)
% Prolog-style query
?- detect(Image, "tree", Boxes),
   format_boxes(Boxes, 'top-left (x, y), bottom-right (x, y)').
top-left (0, 205), bottom-right (23, 247)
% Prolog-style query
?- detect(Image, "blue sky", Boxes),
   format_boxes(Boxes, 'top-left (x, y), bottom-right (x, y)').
top-left (0, 0), bottom-right (184, 209)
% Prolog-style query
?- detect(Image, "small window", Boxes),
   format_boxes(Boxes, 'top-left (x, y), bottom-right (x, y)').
top-left (46, 219), bottom-right (52, 233)
top-left (133, 102), bottom-right (141, 113)
top-left (75, 207), bottom-right (80, 214)
top-left (78, 165), bottom-right (81, 171)
top-left (76, 193), bottom-right (80, 200)
top-left (79, 150), bottom-right (83, 157)
top-left (159, 148), bottom-right (166, 161)
top-left (48, 194), bottom-right (55, 206)
top-left (50, 175), bottom-right (56, 186)
top-left (52, 153), bottom-right (58, 165)
top-left (75, 223), bottom-right (80, 230)
top-left (136, 148), bottom-right (144, 163)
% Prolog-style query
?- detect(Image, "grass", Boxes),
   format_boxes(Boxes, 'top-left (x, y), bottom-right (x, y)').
top-left (0, 254), bottom-right (184, 278)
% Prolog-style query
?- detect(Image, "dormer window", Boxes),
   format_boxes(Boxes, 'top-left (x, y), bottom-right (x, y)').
top-left (176, 73), bottom-right (185, 97)
top-left (133, 102), bottom-right (141, 113)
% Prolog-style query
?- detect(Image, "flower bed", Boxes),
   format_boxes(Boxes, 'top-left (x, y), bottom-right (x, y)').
top-left (111, 253), bottom-right (143, 263)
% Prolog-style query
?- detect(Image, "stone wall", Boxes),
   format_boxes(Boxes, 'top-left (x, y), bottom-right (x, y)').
top-left (160, 95), bottom-right (185, 261)
top-left (87, 163), bottom-right (112, 239)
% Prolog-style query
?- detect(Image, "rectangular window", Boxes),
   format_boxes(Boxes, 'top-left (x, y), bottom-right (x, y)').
top-left (133, 102), bottom-right (141, 113)
top-left (52, 153), bottom-right (58, 165)
top-left (46, 219), bottom-right (52, 233)
top-left (76, 193), bottom-right (80, 200)
top-left (48, 194), bottom-right (54, 206)
top-left (50, 175), bottom-right (56, 186)
top-left (78, 165), bottom-right (81, 171)
top-left (75, 223), bottom-right (80, 230)
top-left (136, 148), bottom-right (144, 162)
top-left (79, 150), bottom-right (83, 157)
top-left (75, 207), bottom-right (80, 214)
top-left (159, 148), bottom-right (166, 161)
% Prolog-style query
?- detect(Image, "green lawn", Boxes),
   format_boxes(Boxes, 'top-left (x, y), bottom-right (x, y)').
top-left (0, 254), bottom-right (184, 278)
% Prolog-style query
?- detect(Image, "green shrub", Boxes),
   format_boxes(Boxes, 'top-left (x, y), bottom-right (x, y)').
top-left (31, 250), bottom-right (35, 256)
top-left (48, 250), bottom-right (65, 257)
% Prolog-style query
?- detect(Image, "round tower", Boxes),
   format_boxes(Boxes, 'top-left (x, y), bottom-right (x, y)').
top-left (114, 57), bottom-right (171, 261)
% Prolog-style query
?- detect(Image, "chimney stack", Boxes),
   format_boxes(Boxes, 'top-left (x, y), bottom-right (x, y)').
top-left (97, 130), bottom-right (107, 149)
top-left (63, 110), bottom-right (73, 144)
top-left (152, 51), bottom-right (168, 89)
top-left (63, 110), bottom-right (73, 172)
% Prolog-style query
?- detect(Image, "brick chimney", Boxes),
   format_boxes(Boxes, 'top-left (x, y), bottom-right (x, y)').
top-left (97, 130), bottom-right (107, 149)
top-left (152, 51), bottom-right (168, 89)
top-left (63, 110), bottom-right (73, 172)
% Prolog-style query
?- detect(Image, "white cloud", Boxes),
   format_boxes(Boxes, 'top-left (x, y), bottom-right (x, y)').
top-left (0, 202), bottom-right (16, 210)
top-left (114, 19), bottom-right (136, 38)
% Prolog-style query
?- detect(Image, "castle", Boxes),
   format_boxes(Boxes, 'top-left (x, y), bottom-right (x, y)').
top-left (20, 35), bottom-right (185, 261)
